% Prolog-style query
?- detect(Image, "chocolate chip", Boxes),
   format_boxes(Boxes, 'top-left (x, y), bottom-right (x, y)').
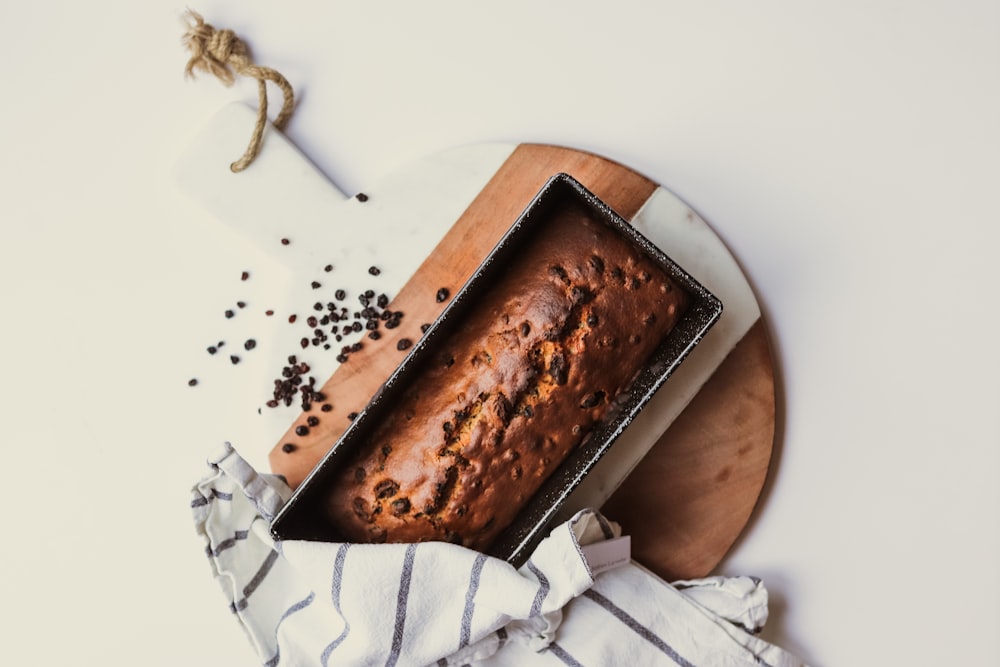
top-left (548, 351), bottom-right (568, 385)
top-left (207, 346), bottom-right (217, 355)
top-left (355, 193), bottom-right (369, 202)
top-left (368, 266), bottom-right (381, 276)
top-left (520, 322), bottom-right (531, 337)
top-left (288, 314), bottom-right (297, 323)
top-left (324, 264), bottom-right (333, 272)
top-left (188, 378), bottom-right (198, 386)
top-left (391, 498), bottom-right (411, 515)
top-left (224, 309), bottom-right (235, 319)
top-left (295, 424), bottom-right (309, 436)
top-left (237, 301), bottom-right (246, 309)
top-left (241, 271), bottom-right (249, 281)
top-left (265, 310), bottom-right (274, 316)
top-left (374, 479), bottom-right (399, 498)
top-left (244, 339), bottom-right (256, 350)
top-left (368, 331), bottom-right (381, 340)
top-left (281, 443), bottom-right (297, 453)
top-left (307, 416), bottom-right (320, 427)
top-left (321, 404), bottom-right (333, 412)
top-left (281, 238), bottom-right (290, 245)
top-left (311, 281), bottom-right (322, 289)
top-left (435, 287), bottom-right (450, 303)
top-left (347, 412), bottom-right (358, 420)
top-left (335, 289), bottom-right (346, 300)
top-left (588, 255), bottom-right (605, 273)
top-left (579, 391), bottom-right (606, 408)
top-left (229, 355), bottom-right (240, 365)
top-left (397, 338), bottom-right (412, 351)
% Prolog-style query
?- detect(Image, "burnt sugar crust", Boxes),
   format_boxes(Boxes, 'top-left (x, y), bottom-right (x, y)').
top-left (325, 201), bottom-right (690, 552)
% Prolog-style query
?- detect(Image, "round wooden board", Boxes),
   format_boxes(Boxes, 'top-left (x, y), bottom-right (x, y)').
top-left (175, 114), bottom-right (777, 583)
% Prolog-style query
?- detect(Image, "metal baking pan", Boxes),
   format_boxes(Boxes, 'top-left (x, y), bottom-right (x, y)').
top-left (270, 173), bottom-right (722, 566)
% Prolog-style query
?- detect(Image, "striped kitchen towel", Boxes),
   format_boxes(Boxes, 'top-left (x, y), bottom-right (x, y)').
top-left (192, 442), bottom-right (807, 666)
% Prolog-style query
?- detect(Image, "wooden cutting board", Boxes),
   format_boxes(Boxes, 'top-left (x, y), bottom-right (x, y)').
top-left (176, 104), bottom-right (775, 582)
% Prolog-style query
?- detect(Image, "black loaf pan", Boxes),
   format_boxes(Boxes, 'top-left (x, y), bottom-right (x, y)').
top-left (270, 173), bottom-right (723, 566)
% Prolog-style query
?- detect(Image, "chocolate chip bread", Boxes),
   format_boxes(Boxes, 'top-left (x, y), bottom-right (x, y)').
top-left (325, 199), bottom-right (689, 552)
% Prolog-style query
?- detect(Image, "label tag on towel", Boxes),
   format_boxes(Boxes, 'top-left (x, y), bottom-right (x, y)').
top-left (581, 536), bottom-right (631, 576)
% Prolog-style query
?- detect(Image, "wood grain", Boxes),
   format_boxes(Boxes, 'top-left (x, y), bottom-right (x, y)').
top-left (602, 318), bottom-right (775, 580)
top-left (268, 144), bottom-right (658, 487)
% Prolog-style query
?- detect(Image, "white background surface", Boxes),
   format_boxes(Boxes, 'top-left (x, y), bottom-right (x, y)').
top-left (1, 2), bottom-right (998, 665)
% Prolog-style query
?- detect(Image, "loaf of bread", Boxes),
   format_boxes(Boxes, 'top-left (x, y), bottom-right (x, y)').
top-left (325, 199), bottom-right (690, 552)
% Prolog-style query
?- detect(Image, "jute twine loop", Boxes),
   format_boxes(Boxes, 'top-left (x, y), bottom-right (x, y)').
top-left (182, 10), bottom-right (295, 172)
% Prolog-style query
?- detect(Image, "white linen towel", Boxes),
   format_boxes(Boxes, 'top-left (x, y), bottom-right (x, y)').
top-left (192, 442), bottom-right (807, 666)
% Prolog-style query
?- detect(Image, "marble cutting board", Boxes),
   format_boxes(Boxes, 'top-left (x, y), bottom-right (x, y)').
top-left (175, 103), bottom-right (775, 581)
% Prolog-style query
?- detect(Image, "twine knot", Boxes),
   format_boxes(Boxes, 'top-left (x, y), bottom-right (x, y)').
top-left (182, 10), bottom-right (295, 172)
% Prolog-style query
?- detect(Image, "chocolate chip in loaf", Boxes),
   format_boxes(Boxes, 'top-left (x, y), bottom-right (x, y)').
top-left (390, 498), bottom-right (411, 515)
top-left (352, 497), bottom-right (370, 521)
top-left (548, 352), bottom-right (569, 385)
top-left (354, 467), bottom-right (366, 482)
top-left (374, 479), bottom-right (399, 499)
top-left (588, 255), bottom-right (605, 273)
top-left (644, 313), bottom-right (657, 326)
top-left (579, 391), bottom-right (606, 408)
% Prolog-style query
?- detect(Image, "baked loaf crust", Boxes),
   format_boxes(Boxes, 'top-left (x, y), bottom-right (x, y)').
top-left (326, 201), bottom-right (690, 551)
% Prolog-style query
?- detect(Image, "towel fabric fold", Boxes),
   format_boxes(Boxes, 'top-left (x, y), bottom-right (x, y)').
top-left (192, 442), bottom-right (806, 666)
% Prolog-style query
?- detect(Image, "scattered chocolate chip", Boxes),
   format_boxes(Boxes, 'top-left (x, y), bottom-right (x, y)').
top-left (435, 287), bottom-right (450, 303)
top-left (244, 339), bottom-right (256, 351)
top-left (237, 301), bottom-right (246, 309)
top-left (265, 310), bottom-right (274, 316)
top-left (311, 281), bottom-right (322, 289)
top-left (281, 443), bottom-right (297, 453)
top-left (207, 345), bottom-right (217, 355)
top-left (397, 338), bottom-right (412, 351)
top-left (295, 424), bottom-right (309, 436)
top-left (335, 289), bottom-right (346, 300)
top-left (288, 314), bottom-right (297, 323)
top-left (368, 266), bottom-right (380, 276)
top-left (355, 192), bottom-right (369, 202)
top-left (281, 238), bottom-right (290, 245)
top-left (306, 416), bottom-right (320, 427)
top-left (224, 309), bottom-right (235, 319)
top-left (241, 271), bottom-right (249, 281)
top-left (230, 355), bottom-right (240, 365)
top-left (188, 378), bottom-right (198, 386)
top-left (321, 404), bottom-right (333, 412)
top-left (324, 264), bottom-right (333, 272)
